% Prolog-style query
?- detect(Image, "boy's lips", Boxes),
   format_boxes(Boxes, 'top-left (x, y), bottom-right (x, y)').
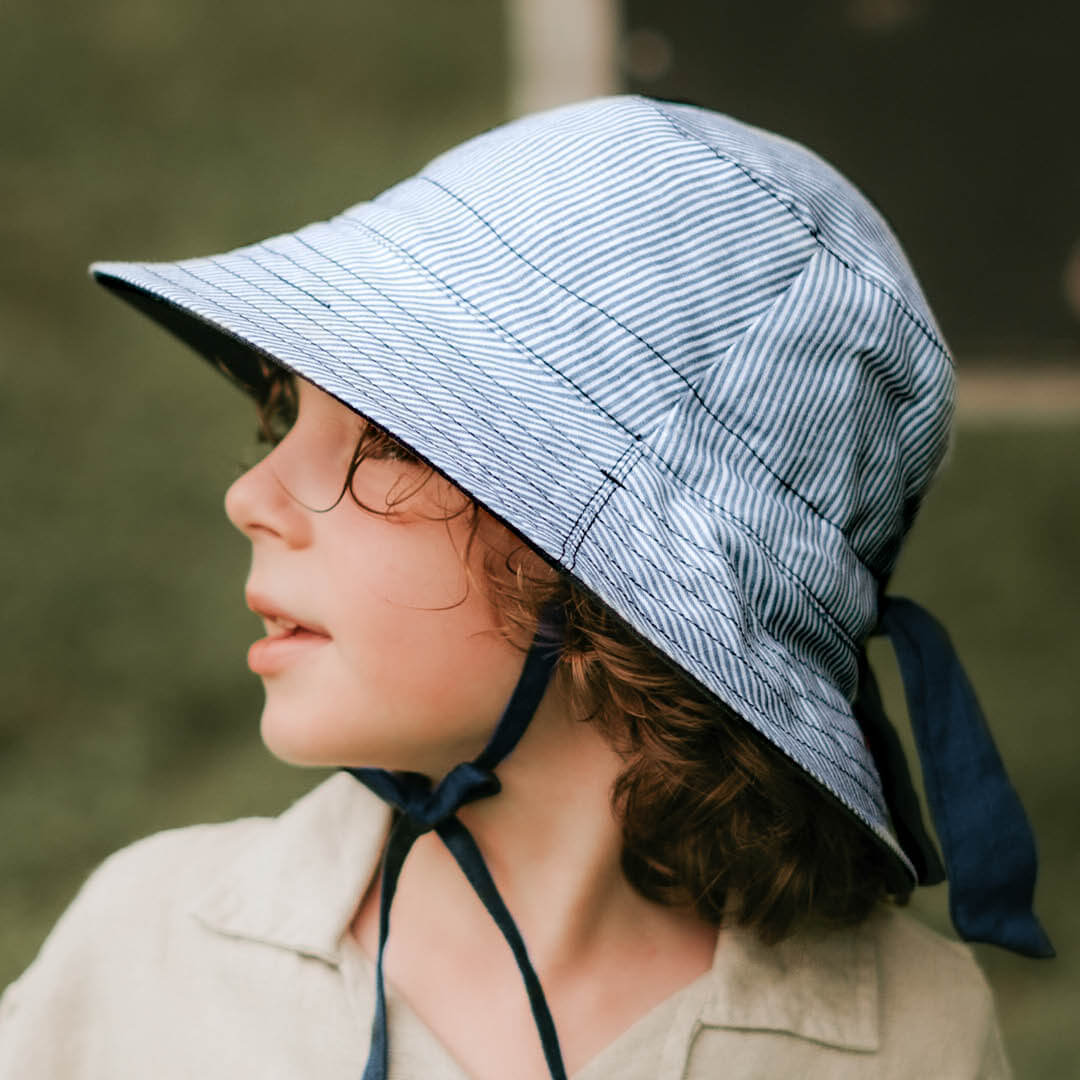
top-left (245, 591), bottom-right (331, 675)
top-left (245, 592), bottom-right (330, 637)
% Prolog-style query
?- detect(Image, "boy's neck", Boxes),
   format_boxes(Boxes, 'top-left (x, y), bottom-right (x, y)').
top-left (348, 685), bottom-right (719, 1078)
top-left (452, 690), bottom-right (633, 968)
top-left (351, 682), bottom-right (715, 975)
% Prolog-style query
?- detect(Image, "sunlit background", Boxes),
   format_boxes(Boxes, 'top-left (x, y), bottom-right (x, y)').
top-left (2, 1), bottom-right (1076, 1073)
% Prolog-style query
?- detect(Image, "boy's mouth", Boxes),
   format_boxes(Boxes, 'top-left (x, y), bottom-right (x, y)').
top-left (247, 592), bottom-right (330, 638)
top-left (263, 615), bottom-right (313, 639)
top-left (245, 593), bottom-right (331, 675)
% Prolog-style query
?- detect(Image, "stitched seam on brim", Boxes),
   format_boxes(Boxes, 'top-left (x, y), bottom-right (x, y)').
top-left (588, 507), bottom-right (881, 792)
top-left (583, 525), bottom-right (886, 817)
top-left (140, 258), bottom-right (575, 520)
top-left (559, 442), bottom-right (639, 564)
top-left (222, 248), bottom-right (584, 499)
top-left (595, 505), bottom-right (860, 719)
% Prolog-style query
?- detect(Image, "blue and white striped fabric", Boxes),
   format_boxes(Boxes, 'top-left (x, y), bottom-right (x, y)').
top-left (91, 94), bottom-right (958, 874)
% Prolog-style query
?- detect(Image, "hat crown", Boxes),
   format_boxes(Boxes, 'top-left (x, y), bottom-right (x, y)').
top-left (357, 95), bottom-right (954, 591)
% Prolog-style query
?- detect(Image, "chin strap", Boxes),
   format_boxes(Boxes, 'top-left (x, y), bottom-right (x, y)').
top-left (856, 595), bottom-right (1054, 958)
top-left (344, 602), bottom-right (569, 1080)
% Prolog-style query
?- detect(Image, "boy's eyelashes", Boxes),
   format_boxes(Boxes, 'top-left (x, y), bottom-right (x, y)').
top-left (254, 369), bottom-right (299, 445)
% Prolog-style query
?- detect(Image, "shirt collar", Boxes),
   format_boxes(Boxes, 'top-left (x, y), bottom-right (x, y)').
top-left (189, 771), bottom-right (391, 965)
top-left (700, 915), bottom-right (879, 1052)
top-left (189, 771), bottom-right (878, 1051)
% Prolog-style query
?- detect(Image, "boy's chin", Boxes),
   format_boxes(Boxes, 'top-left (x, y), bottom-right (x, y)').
top-left (257, 707), bottom-right (425, 774)
top-left (257, 708), bottom-right (357, 769)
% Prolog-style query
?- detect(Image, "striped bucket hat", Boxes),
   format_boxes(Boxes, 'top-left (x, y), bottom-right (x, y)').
top-left (90, 94), bottom-right (1051, 1078)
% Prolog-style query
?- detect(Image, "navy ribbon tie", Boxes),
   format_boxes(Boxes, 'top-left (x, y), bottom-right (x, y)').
top-left (863, 594), bottom-right (1054, 958)
top-left (345, 603), bottom-right (570, 1080)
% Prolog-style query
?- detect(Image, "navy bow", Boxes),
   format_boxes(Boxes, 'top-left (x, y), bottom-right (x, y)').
top-left (857, 595), bottom-right (1054, 958)
top-left (345, 603), bottom-right (569, 1080)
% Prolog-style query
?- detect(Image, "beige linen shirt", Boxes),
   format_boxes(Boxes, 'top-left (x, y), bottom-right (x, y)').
top-left (1, 772), bottom-right (1010, 1078)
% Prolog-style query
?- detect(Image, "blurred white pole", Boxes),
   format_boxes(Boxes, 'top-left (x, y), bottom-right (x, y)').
top-left (507, 0), bottom-right (622, 118)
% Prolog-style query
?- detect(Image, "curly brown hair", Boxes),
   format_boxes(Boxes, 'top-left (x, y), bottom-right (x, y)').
top-left (252, 365), bottom-right (909, 943)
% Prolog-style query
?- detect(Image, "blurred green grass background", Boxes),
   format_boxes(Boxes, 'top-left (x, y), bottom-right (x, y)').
top-left (2, 2), bottom-right (1076, 1075)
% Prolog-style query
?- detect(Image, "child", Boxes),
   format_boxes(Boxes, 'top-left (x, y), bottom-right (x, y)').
top-left (0, 95), bottom-right (1051, 1078)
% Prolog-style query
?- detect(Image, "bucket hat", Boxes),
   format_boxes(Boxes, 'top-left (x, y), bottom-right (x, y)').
top-left (90, 95), bottom-right (1052, 1078)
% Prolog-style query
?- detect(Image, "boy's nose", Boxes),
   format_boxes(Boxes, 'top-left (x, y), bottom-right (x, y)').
top-left (224, 455), bottom-right (311, 548)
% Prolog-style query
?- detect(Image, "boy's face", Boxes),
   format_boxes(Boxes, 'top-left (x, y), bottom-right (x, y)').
top-left (225, 377), bottom-right (534, 777)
